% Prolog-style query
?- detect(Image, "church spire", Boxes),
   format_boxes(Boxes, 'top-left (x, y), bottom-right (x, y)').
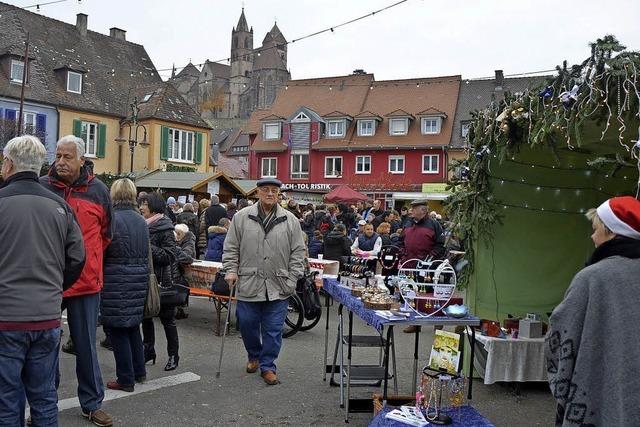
top-left (235, 8), bottom-right (249, 32)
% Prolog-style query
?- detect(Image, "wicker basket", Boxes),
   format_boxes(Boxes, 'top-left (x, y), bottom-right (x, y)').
top-left (183, 264), bottom-right (220, 290)
top-left (372, 393), bottom-right (415, 416)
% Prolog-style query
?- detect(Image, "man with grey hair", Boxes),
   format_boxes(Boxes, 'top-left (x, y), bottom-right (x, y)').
top-left (0, 136), bottom-right (85, 426)
top-left (205, 194), bottom-right (227, 234)
top-left (40, 135), bottom-right (114, 427)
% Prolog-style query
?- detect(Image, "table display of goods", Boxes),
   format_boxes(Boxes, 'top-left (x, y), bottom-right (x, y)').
top-left (387, 257), bottom-right (460, 319)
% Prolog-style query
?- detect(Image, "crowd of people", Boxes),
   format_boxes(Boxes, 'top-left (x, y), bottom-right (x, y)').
top-left (0, 134), bottom-right (454, 426)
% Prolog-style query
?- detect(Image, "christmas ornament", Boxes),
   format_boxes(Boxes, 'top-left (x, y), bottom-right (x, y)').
top-left (559, 84), bottom-right (580, 108)
top-left (539, 86), bottom-right (553, 99)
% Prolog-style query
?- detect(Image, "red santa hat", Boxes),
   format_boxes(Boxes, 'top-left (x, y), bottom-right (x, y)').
top-left (596, 196), bottom-right (640, 240)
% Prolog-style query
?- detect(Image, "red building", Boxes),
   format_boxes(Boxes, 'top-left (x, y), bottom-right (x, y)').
top-left (243, 73), bottom-right (460, 208)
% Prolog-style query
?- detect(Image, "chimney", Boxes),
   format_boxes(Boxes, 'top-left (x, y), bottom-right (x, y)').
top-left (109, 27), bottom-right (126, 41)
top-left (494, 69), bottom-right (504, 90)
top-left (76, 13), bottom-right (87, 37)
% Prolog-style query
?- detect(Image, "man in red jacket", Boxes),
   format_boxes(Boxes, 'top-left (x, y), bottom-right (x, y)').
top-left (40, 135), bottom-right (113, 427)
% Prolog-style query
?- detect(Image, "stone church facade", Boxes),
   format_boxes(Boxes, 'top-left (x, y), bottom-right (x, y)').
top-left (170, 9), bottom-right (290, 127)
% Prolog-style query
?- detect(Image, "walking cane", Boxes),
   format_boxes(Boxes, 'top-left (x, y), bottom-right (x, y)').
top-left (216, 282), bottom-right (237, 378)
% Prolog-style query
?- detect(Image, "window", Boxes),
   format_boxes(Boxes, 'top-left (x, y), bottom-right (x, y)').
top-left (389, 118), bottom-right (408, 135)
top-left (388, 155), bottom-right (405, 174)
top-left (81, 121), bottom-right (98, 157)
top-left (461, 122), bottom-right (471, 138)
top-left (261, 157), bottom-right (277, 178)
top-left (67, 71), bottom-right (82, 94)
top-left (421, 117), bottom-right (441, 134)
top-left (422, 154), bottom-right (439, 174)
top-left (358, 120), bottom-right (375, 136)
top-left (263, 122), bottom-right (281, 140)
top-left (23, 112), bottom-right (36, 134)
top-left (324, 156), bottom-right (342, 178)
top-left (355, 155), bottom-right (371, 174)
top-left (290, 153), bottom-right (309, 179)
top-left (10, 60), bottom-right (25, 83)
top-left (327, 120), bottom-right (345, 138)
top-left (168, 128), bottom-right (195, 162)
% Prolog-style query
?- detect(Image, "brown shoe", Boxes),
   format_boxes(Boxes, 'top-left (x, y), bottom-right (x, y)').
top-left (246, 359), bottom-right (259, 373)
top-left (261, 370), bottom-right (280, 385)
top-left (82, 408), bottom-right (113, 427)
top-left (403, 325), bottom-right (421, 334)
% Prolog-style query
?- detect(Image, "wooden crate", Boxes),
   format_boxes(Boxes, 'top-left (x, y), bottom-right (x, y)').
top-left (183, 260), bottom-right (222, 290)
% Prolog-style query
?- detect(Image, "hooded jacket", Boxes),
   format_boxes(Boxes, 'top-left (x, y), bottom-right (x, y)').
top-left (147, 215), bottom-right (182, 304)
top-left (40, 161), bottom-right (113, 297)
top-left (205, 226), bottom-right (227, 262)
top-left (323, 230), bottom-right (352, 261)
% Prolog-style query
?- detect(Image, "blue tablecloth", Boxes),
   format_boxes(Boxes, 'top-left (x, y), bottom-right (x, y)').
top-left (323, 279), bottom-right (480, 332)
top-left (369, 406), bottom-right (495, 427)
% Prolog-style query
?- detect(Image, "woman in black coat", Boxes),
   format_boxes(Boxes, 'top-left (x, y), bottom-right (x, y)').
top-left (139, 192), bottom-right (182, 371)
top-left (101, 179), bottom-right (150, 392)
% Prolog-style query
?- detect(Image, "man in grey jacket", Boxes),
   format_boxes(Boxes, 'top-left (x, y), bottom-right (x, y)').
top-left (223, 178), bottom-right (306, 385)
top-left (0, 135), bottom-right (85, 426)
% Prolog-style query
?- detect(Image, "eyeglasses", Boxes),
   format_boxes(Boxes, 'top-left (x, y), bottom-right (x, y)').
top-left (258, 187), bottom-right (280, 194)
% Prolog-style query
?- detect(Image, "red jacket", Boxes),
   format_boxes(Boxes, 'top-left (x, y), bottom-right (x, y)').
top-left (40, 163), bottom-right (113, 297)
top-left (400, 216), bottom-right (445, 265)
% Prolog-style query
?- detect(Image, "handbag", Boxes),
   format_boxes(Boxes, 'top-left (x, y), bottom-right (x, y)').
top-left (211, 271), bottom-right (230, 296)
top-left (144, 242), bottom-right (161, 318)
top-left (299, 271), bottom-right (321, 321)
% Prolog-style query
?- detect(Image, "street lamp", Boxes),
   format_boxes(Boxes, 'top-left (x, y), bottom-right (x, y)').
top-left (116, 97), bottom-right (148, 173)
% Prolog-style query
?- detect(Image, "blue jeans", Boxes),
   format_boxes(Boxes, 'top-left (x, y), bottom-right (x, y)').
top-left (110, 326), bottom-right (146, 386)
top-left (0, 328), bottom-right (61, 427)
top-left (236, 299), bottom-right (289, 373)
top-left (64, 293), bottom-right (104, 412)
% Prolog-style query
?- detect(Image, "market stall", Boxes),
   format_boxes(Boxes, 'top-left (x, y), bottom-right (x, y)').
top-left (447, 36), bottom-right (640, 322)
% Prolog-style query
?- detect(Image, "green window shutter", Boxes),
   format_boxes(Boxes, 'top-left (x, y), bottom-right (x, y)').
top-left (72, 119), bottom-right (82, 137)
top-left (97, 124), bottom-right (107, 158)
top-left (194, 132), bottom-right (203, 164)
top-left (160, 126), bottom-right (169, 160)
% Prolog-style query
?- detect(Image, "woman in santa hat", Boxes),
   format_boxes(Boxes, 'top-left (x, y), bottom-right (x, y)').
top-left (546, 196), bottom-right (640, 427)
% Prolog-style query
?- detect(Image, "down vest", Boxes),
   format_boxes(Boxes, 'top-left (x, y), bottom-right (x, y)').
top-left (101, 205), bottom-right (149, 328)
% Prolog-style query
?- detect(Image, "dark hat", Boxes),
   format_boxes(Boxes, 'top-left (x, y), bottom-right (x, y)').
top-left (410, 198), bottom-right (429, 207)
top-left (256, 178), bottom-right (283, 188)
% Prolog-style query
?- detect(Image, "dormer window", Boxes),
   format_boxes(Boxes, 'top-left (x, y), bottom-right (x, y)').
top-left (327, 120), bottom-right (345, 138)
top-left (389, 118), bottom-right (408, 136)
top-left (263, 122), bottom-right (281, 140)
top-left (10, 59), bottom-right (25, 83)
top-left (358, 120), bottom-right (375, 136)
top-left (421, 117), bottom-right (442, 135)
top-left (67, 71), bottom-right (82, 94)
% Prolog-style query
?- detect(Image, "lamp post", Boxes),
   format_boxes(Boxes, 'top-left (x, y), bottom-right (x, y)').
top-left (116, 97), bottom-right (148, 174)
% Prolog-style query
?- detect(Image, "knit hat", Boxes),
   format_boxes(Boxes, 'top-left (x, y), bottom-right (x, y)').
top-left (596, 196), bottom-right (640, 240)
top-left (166, 196), bottom-right (176, 206)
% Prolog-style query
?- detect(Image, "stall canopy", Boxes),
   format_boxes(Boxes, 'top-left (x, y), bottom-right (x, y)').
top-left (324, 185), bottom-right (369, 204)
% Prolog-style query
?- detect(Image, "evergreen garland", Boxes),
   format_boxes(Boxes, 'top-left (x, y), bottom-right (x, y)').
top-left (446, 35), bottom-right (640, 288)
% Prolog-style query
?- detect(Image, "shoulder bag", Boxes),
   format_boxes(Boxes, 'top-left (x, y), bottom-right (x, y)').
top-left (144, 242), bottom-right (161, 318)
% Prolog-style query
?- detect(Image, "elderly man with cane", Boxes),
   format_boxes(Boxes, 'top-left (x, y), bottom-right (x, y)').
top-left (221, 178), bottom-right (306, 385)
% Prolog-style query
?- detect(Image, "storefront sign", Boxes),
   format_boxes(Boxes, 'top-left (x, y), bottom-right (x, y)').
top-left (421, 183), bottom-right (448, 194)
top-left (281, 183), bottom-right (332, 191)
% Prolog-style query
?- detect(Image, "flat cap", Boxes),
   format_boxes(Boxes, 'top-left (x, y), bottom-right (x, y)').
top-left (410, 198), bottom-right (429, 207)
top-left (256, 177), bottom-right (283, 188)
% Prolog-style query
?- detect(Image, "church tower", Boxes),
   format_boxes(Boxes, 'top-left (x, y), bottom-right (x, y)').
top-left (230, 8), bottom-right (253, 118)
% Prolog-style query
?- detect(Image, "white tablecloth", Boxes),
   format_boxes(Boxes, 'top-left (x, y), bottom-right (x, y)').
top-left (472, 333), bottom-right (547, 384)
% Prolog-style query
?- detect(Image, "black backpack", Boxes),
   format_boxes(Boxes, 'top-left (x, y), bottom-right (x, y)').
top-left (297, 271), bottom-right (321, 320)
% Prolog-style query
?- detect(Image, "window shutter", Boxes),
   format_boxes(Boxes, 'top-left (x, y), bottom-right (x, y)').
top-left (5, 109), bottom-right (16, 121)
top-left (36, 114), bottom-right (46, 141)
top-left (72, 119), bottom-right (82, 137)
top-left (194, 132), bottom-right (203, 164)
top-left (96, 124), bottom-right (107, 158)
top-left (160, 126), bottom-right (169, 160)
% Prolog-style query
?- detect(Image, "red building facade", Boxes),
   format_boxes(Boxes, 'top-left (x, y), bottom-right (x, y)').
top-left (244, 74), bottom-right (461, 208)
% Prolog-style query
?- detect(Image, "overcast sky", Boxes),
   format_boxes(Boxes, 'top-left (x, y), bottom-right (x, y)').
top-left (6, 0), bottom-right (640, 81)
